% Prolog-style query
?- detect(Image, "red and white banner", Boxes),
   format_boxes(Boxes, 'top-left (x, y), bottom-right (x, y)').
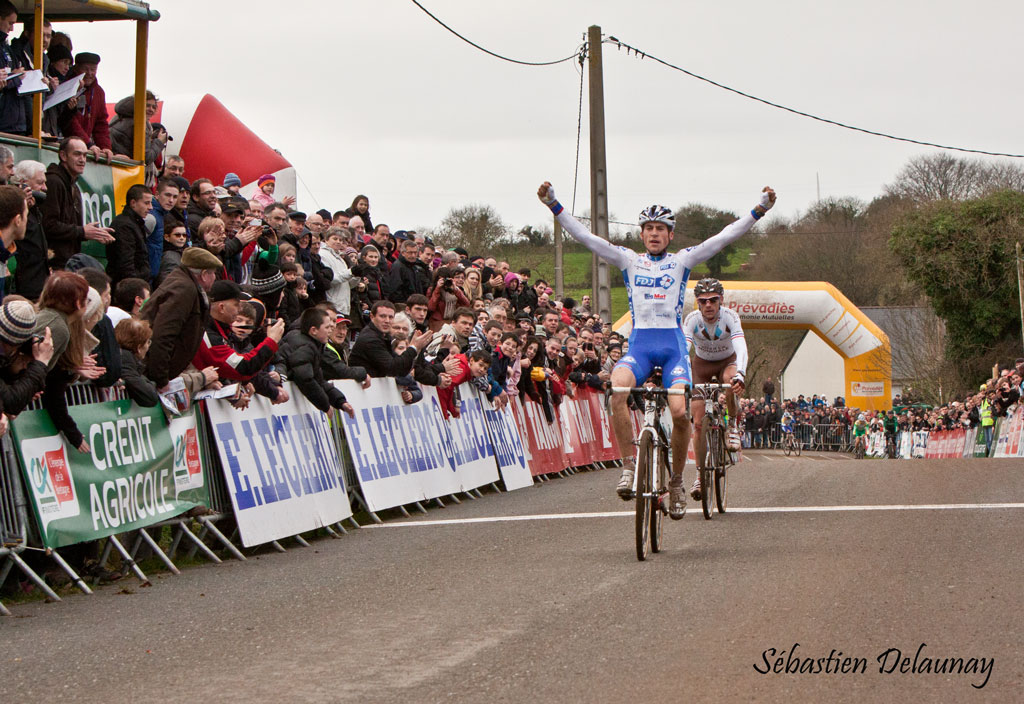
top-left (924, 428), bottom-right (967, 459)
top-left (994, 407), bottom-right (1024, 458)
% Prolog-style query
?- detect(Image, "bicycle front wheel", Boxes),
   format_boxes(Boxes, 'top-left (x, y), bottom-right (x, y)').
top-left (783, 436), bottom-right (793, 457)
top-left (651, 441), bottom-right (668, 553)
top-left (700, 422), bottom-right (716, 520)
top-left (715, 425), bottom-right (728, 514)
top-left (635, 432), bottom-right (653, 561)
top-left (794, 437), bottom-right (802, 457)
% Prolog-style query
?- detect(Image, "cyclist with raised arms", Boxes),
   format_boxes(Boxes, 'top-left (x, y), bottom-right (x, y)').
top-left (682, 278), bottom-right (747, 501)
top-left (537, 181), bottom-right (776, 520)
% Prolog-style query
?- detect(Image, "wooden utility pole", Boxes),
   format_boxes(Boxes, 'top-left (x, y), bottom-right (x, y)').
top-left (1017, 241), bottom-right (1024, 353)
top-left (553, 216), bottom-right (564, 297)
top-left (587, 25), bottom-right (611, 323)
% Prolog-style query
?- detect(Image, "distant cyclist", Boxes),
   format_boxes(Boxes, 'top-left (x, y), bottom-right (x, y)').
top-left (852, 413), bottom-right (868, 454)
top-left (537, 180), bottom-right (776, 520)
top-left (682, 278), bottom-right (747, 501)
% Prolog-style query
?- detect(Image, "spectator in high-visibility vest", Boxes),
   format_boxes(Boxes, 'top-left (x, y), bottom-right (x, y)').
top-left (980, 390), bottom-right (995, 454)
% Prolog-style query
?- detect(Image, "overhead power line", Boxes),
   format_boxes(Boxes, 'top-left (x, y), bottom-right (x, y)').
top-left (410, 0), bottom-right (579, 66)
top-left (603, 36), bottom-right (1024, 159)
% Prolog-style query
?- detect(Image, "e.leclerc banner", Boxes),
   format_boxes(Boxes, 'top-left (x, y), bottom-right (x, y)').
top-left (333, 378), bottom-right (501, 512)
top-left (204, 382), bottom-right (351, 547)
top-left (479, 391), bottom-right (533, 491)
top-left (11, 401), bottom-right (207, 549)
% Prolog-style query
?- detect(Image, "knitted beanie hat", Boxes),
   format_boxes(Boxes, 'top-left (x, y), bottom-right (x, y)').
top-left (250, 259), bottom-right (285, 295)
top-left (257, 174), bottom-right (275, 189)
top-left (223, 172), bottom-right (242, 188)
top-left (0, 300), bottom-right (37, 345)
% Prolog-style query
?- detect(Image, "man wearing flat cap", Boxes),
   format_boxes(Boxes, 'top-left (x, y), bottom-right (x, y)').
top-left (67, 51), bottom-right (114, 161)
top-left (140, 246), bottom-right (222, 392)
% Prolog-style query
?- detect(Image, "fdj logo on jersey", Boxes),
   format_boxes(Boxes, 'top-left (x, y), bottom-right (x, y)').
top-left (633, 274), bottom-right (675, 290)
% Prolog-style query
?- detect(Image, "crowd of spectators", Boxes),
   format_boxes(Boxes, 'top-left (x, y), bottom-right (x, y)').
top-left (741, 359), bottom-right (1023, 454)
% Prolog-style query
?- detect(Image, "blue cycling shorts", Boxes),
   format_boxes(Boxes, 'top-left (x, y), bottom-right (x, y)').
top-left (614, 327), bottom-right (692, 388)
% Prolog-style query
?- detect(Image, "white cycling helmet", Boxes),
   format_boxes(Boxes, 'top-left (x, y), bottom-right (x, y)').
top-left (638, 205), bottom-right (674, 230)
top-left (858, 413), bottom-right (866, 421)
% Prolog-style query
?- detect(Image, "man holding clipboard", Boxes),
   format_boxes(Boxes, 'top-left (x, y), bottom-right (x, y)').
top-left (0, 0), bottom-right (29, 135)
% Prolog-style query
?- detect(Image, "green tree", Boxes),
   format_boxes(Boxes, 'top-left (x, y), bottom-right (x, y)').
top-left (673, 203), bottom-right (739, 278)
top-left (435, 204), bottom-right (509, 254)
top-left (889, 189), bottom-right (1024, 384)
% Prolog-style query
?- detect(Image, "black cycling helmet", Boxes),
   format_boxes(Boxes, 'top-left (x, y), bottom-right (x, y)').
top-left (693, 278), bottom-right (724, 297)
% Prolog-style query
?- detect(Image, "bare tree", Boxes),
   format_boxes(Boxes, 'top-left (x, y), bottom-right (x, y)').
top-left (435, 204), bottom-right (509, 253)
top-left (884, 153), bottom-right (1024, 201)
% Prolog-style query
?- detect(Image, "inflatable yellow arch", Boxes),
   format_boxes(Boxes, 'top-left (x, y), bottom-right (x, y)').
top-left (613, 281), bottom-right (892, 411)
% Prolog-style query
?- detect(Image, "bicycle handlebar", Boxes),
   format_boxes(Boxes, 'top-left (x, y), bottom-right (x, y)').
top-left (609, 386), bottom-right (689, 395)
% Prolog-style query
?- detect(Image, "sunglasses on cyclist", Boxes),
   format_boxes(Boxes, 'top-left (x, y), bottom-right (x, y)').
top-left (697, 296), bottom-right (720, 305)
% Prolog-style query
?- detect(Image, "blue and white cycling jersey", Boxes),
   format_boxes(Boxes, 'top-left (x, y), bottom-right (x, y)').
top-left (547, 200), bottom-right (760, 386)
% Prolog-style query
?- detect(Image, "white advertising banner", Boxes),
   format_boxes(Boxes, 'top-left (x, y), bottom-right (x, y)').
top-left (334, 379), bottom-right (501, 512)
top-left (204, 382), bottom-right (351, 547)
top-left (479, 392), bottom-right (533, 491)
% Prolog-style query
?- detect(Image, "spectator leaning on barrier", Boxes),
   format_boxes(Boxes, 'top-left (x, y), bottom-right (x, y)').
top-left (140, 246), bottom-right (222, 394)
top-left (77, 267), bottom-right (121, 388)
top-left (40, 137), bottom-right (115, 269)
top-left (390, 310), bottom-right (453, 389)
top-left (67, 52), bottom-right (114, 161)
top-left (275, 307), bottom-right (352, 416)
top-left (34, 272), bottom-right (97, 451)
top-left (437, 349), bottom-right (493, 420)
top-left (11, 160), bottom-right (49, 300)
top-left (107, 184), bottom-right (152, 286)
top-left (322, 314), bottom-right (369, 384)
top-left (0, 299), bottom-right (52, 416)
top-left (426, 306), bottom-right (474, 358)
top-left (349, 299), bottom-right (432, 379)
top-left (114, 317), bottom-right (158, 407)
top-left (193, 279), bottom-right (286, 394)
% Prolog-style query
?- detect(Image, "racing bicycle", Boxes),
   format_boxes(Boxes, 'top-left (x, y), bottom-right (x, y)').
top-left (692, 380), bottom-right (734, 519)
top-left (782, 429), bottom-right (802, 457)
top-left (610, 377), bottom-right (687, 561)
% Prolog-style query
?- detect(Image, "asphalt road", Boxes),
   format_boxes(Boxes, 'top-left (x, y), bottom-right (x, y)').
top-left (2, 451), bottom-right (1022, 703)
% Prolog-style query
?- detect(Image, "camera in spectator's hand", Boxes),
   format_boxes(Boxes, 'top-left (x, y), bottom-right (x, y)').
top-left (19, 334), bottom-right (44, 356)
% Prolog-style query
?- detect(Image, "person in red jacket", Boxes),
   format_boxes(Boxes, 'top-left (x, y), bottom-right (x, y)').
top-left (66, 52), bottom-right (114, 161)
top-left (437, 349), bottom-right (492, 420)
top-left (192, 279), bottom-right (286, 386)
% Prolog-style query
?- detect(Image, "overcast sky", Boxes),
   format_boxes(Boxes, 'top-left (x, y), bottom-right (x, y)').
top-left (65, 0), bottom-right (1024, 235)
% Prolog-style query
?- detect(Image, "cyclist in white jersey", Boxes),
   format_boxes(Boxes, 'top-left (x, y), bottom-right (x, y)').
top-left (682, 278), bottom-right (747, 501)
top-left (537, 181), bottom-right (775, 519)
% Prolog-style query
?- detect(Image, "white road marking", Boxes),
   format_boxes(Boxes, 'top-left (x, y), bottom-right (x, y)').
top-left (369, 503), bottom-right (1024, 528)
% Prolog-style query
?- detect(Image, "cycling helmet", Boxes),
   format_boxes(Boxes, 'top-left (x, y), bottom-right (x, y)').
top-left (694, 278), bottom-right (725, 297)
top-left (638, 205), bottom-right (674, 230)
top-left (858, 413), bottom-right (866, 421)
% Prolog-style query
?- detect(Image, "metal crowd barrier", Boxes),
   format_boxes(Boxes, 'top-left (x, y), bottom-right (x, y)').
top-left (745, 422), bottom-right (854, 452)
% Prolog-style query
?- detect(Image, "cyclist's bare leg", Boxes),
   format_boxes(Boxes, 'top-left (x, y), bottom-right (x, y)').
top-left (667, 387), bottom-right (690, 478)
top-left (667, 385), bottom-right (691, 518)
top-left (690, 397), bottom-right (707, 470)
top-left (609, 366), bottom-right (637, 463)
top-left (722, 363), bottom-right (740, 425)
top-left (723, 363), bottom-right (742, 449)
